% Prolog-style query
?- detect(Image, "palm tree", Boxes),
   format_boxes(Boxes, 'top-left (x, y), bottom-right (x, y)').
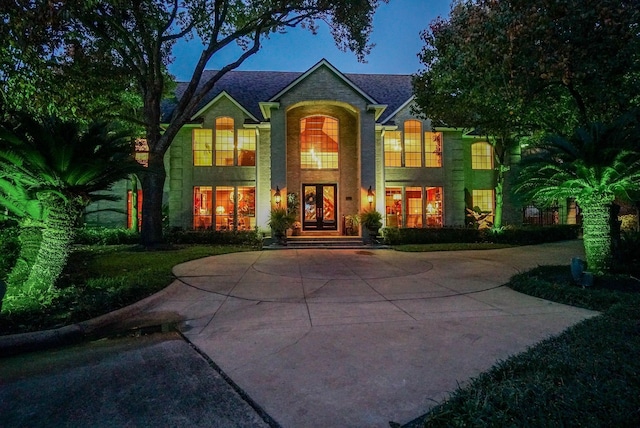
top-left (514, 115), bottom-right (640, 273)
top-left (0, 115), bottom-right (140, 292)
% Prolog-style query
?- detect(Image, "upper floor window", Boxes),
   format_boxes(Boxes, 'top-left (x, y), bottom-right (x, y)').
top-left (215, 117), bottom-right (235, 166)
top-left (237, 129), bottom-right (256, 166)
top-left (404, 120), bottom-right (422, 167)
top-left (471, 142), bottom-right (493, 170)
top-left (193, 129), bottom-right (213, 166)
top-left (383, 130), bottom-right (402, 167)
top-left (192, 118), bottom-right (256, 167)
top-left (472, 189), bottom-right (494, 212)
top-left (300, 116), bottom-right (338, 169)
top-left (424, 132), bottom-right (443, 167)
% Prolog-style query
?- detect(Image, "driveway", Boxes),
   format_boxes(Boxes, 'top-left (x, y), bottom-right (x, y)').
top-left (141, 240), bottom-right (597, 427)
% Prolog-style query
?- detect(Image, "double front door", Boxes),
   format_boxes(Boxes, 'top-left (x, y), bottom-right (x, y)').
top-left (303, 184), bottom-right (337, 230)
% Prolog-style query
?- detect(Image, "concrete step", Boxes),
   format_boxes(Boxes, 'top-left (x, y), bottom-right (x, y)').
top-left (264, 236), bottom-right (382, 250)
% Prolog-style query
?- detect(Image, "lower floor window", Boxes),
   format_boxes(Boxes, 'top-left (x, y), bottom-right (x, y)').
top-left (472, 189), bottom-right (494, 213)
top-left (194, 185), bottom-right (255, 230)
top-left (127, 189), bottom-right (143, 229)
top-left (385, 185), bottom-right (444, 228)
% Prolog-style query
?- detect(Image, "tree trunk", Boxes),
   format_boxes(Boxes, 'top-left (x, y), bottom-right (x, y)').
top-left (494, 180), bottom-right (503, 230)
top-left (6, 224), bottom-right (42, 289)
top-left (139, 151), bottom-right (166, 247)
top-left (25, 195), bottom-right (79, 292)
top-left (130, 175), bottom-right (139, 232)
top-left (580, 197), bottom-right (613, 273)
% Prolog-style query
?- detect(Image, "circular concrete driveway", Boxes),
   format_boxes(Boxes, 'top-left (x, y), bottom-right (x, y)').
top-left (148, 241), bottom-right (597, 428)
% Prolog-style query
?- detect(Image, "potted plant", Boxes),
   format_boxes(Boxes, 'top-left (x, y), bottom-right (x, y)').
top-left (269, 207), bottom-right (295, 245)
top-left (360, 209), bottom-right (382, 244)
top-left (345, 213), bottom-right (360, 236)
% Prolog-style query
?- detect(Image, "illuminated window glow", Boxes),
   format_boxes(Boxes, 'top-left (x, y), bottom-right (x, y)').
top-left (127, 189), bottom-right (143, 228)
top-left (404, 120), bottom-right (422, 167)
top-left (301, 116), bottom-right (338, 169)
top-left (237, 129), bottom-right (256, 166)
top-left (426, 186), bottom-right (443, 226)
top-left (385, 187), bottom-right (403, 227)
top-left (424, 132), bottom-right (442, 167)
top-left (193, 129), bottom-right (213, 166)
top-left (384, 131), bottom-right (402, 167)
top-left (194, 186), bottom-right (213, 228)
top-left (472, 142), bottom-right (493, 170)
top-left (472, 189), bottom-right (494, 212)
top-left (216, 117), bottom-right (235, 166)
top-left (406, 187), bottom-right (423, 227)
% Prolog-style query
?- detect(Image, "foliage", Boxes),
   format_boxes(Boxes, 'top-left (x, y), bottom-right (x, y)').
top-left (345, 214), bottom-right (360, 236)
top-left (74, 227), bottom-right (140, 246)
top-left (287, 192), bottom-right (300, 219)
top-left (0, 222), bottom-right (19, 280)
top-left (269, 207), bottom-right (295, 240)
top-left (514, 116), bottom-right (640, 272)
top-left (0, 2), bottom-right (141, 122)
top-left (30, 0), bottom-right (388, 246)
top-left (0, 115), bottom-right (141, 291)
top-left (360, 209), bottom-right (382, 231)
top-left (0, 245), bottom-right (254, 335)
top-left (383, 225), bottom-right (580, 246)
top-left (164, 228), bottom-right (262, 247)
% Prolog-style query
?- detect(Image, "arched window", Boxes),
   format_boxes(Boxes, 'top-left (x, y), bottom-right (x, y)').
top-left (404, 120), bottom-right (422, 167)
top-left (300, 116), bottom-right (338, 169)
top-left (215, 117), bottom-right (234, 166)
top-left (471, 142), bottom-right (493, 170)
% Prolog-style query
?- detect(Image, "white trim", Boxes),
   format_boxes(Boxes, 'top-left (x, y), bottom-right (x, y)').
top-left (190, 91), bottom-right (259, 122)
top-left (268, 59), bottom-right (378, 104)
top-left (259, 102), bottom-right (280, 120)
top-left (367, 104), bottom-right (388, 121)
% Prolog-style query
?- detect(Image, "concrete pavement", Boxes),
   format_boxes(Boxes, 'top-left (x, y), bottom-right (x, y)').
top-left (0, 240), bottom-right (598, 427)
top-left (150, 240), bottom-right (596, 427)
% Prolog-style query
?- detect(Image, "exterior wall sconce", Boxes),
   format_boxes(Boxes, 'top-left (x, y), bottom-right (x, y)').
top-left (367, 186), bottom-right (374, 208)
top-left (274, 186), bottom-right (282, 207)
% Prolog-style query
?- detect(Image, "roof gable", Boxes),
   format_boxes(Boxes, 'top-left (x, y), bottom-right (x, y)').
top-left (190, 90), bottom-right (259, 122)
top-left (268, 59), bottom-right (378, 105)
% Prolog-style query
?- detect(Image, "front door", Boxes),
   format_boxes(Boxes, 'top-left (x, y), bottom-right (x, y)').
top-left (303, 184), bottom-right (337, 230)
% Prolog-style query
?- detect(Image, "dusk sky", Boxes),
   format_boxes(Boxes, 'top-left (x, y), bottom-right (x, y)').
top-left (168, 0), bottom-right (453, 81)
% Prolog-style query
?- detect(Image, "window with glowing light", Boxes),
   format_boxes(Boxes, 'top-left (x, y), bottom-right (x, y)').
top-left (384, 131), bottom-right (402, 167)
top-left (405, 187), bottom-right (423, 227)
top-left (471, 142), bottom-right (493, 170)
top-left (425, 186), bottom-right (443, 226)
top-left (424, 132), bottom-right (442, 167)
top-left (385, 187), bottom-right (403, 227)
top-left (215, 117), bottom-right (235, 166)
top-left (300, 116), bottom-right (339, 169)
top-left (193, 129), bottom-right (213, 166)
top-left (127, 190), bottom-right (143, 229)
top-left (472, 189), bottom-right (494, 213)
top-left (194, 186), bottom-right (213, 228)
top-left (237, 129), bottom-right (256, 166)
top-left (404, 120), bottom-right (422, 167)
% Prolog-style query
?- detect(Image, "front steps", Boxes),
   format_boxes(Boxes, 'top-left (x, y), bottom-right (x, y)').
top-left (264, 236), bottom-right (385, 250)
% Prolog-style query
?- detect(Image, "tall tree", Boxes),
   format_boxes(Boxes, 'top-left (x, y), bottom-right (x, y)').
top-left (0, 116), bottom-right (140, 291)
top-left (514, 114), bottom-right (640, 273)
top-left (55, 0), bottom-right (387, 246)
top-left (413, 0), bottom-right (640, 227)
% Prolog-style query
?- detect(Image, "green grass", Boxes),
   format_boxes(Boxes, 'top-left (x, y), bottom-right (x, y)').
top-left (417, 265), bottom-right (640, 427)
top-left (0, 245), bottom-right (254, 335)
top-left (393, 243), bottom-right (514, 252)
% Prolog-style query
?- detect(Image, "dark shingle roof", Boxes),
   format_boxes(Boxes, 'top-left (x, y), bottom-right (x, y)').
top-left (162, 67), bottom-right (413, 124)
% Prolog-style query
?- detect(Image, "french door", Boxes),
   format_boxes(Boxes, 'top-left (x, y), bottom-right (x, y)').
top-left (303, 184), bottom-right (337, 230)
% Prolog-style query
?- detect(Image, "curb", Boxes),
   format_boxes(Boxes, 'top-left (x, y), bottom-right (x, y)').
top-left (0, 280), bottom-right (184, 358)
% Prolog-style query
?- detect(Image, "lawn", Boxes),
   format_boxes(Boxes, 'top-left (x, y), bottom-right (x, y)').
top-left (0, 245), bottom-right (254, 335)
top-left (412, 265), bottom-right (640, 427)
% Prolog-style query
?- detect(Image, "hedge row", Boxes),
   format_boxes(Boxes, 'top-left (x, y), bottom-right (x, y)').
top-left (382, 225), bottom-right (581, 246)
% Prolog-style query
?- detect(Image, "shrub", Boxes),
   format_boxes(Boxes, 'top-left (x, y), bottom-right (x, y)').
top-left (164, 228), bottom-right (262, 247)
top-left (383, 224), bottom-right (580, 246)
top-left (75, 227), bottom-right (140, 245)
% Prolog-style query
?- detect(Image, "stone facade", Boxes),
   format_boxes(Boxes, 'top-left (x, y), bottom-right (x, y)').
top-left (88, 59), bottom-right (576, 233)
